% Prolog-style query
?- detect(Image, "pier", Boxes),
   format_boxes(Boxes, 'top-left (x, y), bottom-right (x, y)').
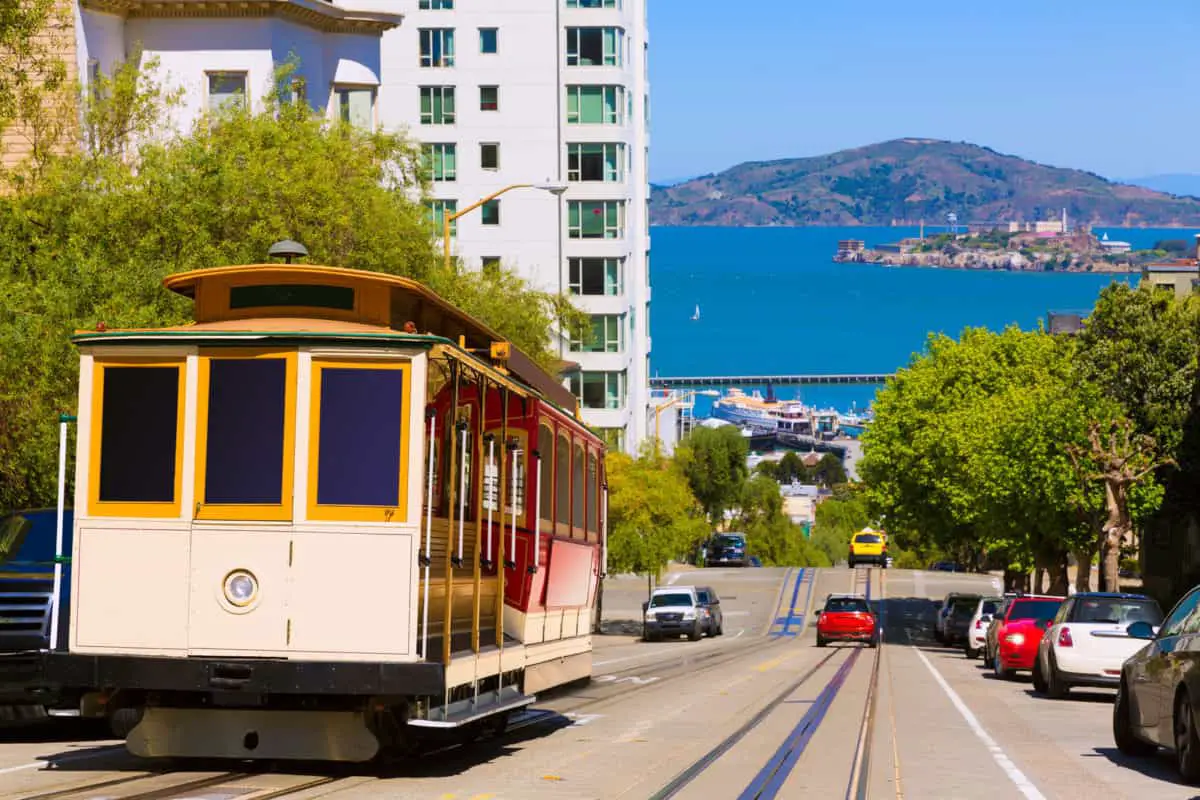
top-left (650, 373), bottom-right (892, 389)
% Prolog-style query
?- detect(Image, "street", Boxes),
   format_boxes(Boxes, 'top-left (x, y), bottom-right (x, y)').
top-left (0, 567), bottom-right (1192, 799)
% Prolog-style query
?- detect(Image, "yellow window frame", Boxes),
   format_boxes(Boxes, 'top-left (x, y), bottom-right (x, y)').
top-left (194, 349), bottom-right (298, 522)
top-left (307, 358), bottom-right (412, 523)
top-left (88, 357), bottom-right (187, 518)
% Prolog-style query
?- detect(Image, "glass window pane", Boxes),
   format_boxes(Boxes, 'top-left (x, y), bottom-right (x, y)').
top-left (480, 85), bottom-right (498, 111)
top-left (482, 198), bottom-right (499, 225)
top-left (207, 73), bottom-right (246, 112)
top-left (556, 437), bottom-right (570, 526)
top-left (573, 444), bottom-right (584, 530)
top-left (587, 454), bottom-right (599, 532)
top-left (204, 359), bottom-right (286, 505)
top-left (98, 367), bottom-right (179, 503)
top-left (480, 27), bottom-right (497, 53)
top-left (316, 368), bottom-right (403, 507)
top-left (538, 425), bottom-right (553, 522)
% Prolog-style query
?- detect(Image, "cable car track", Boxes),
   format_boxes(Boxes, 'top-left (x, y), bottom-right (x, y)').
top-left (12, 768), bottom-right (344, 800)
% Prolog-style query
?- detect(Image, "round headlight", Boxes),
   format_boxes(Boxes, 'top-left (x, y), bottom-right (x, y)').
top-left (223, 570), bottom-right (258, 607)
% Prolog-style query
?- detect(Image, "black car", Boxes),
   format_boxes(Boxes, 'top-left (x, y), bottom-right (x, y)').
top-left (695, 586), bottom-right (724, 636)
top-left (1114, 583), bottom-right (1200, 782)
top-left (705, 533), bottom-right (748, 568)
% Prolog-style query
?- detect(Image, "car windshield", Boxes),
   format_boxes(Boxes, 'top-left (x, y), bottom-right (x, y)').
top-left (1008, 599), bottom-right (1062, 621)
top-left (951, 601), bottom-right (978, 618)
top-left (826, 597), bottom-right (870, 613)
top-left (713, 535), bottom-right (744, 548)
top-left (854, 533), bottom-right (882, 544)
top-left (650, 593), bottom-right (693, 608)
top-left (1075, 597), bottom-right (1163, 626)
top-left (980, 600), bottom-right (999, 615)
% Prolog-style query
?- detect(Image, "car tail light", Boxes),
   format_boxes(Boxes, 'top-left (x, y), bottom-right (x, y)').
top-left (1058, 627), bottom-right (1073, 647)
top-left (975, 619), bottom-right (984, 629)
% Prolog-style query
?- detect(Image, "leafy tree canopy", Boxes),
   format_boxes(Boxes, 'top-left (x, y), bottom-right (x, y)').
top-left (675, 424), bottom-right (749, 527)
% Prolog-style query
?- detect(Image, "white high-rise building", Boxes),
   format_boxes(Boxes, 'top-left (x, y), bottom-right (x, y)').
top-left (71, 0), bottom-right (652, 454)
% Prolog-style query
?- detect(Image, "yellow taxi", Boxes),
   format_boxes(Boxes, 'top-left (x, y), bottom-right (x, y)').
top-left (848, 528), bottom-right (888, 568)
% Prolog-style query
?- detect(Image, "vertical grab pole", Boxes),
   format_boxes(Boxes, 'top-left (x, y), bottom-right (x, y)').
top-left (601, 483), bottom-right (608, 577)
top-left (509, 447), bottom-right (519, 567)
top-left (49, 414), bottom-right (73, 652)
top-left (420, 412), bottom-right (436, 659)
top-left (531, 454), bottom-right (542, 574)
top-left (485, 438), bottom-right (495, 565)
top-left (454, 421), bottom-right (467, 568)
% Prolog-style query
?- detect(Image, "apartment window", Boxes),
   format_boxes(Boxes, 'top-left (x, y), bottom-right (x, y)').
top-left (567, 0), bottom-right (619, 7)
top-left (481, 199), bottom-right (500, 226)
top-left (566, 27), bottom-right (622, 66)
top-left (480, 85), bottom-right (499, 111)
top-left (419, 0), bottom-right (453, 7)
top-left (480, 142), bottom-right (499, 170)
top-left (335, 86), bottom-right (374, 130)
top-left (420, 86), bottom-right (455, 124)
top-left (568, 142), bottom-right (625, 182)
top-left (569, 371), bottom-right (626, 410)
top-left (570, 314), bottom-right (623, 353)
top-left (423, 143), bottom-right (456, 181)
top-left (568, 200), bottom-right (624, 239)
top-left (482, 256), bottom-right (501, 275)
top-left (207, 71), bottom-right (246, 112)
top-left (568, 257), bottom-right (622, 295)
top-left (479, 27), bottom-right (498, 53)
top-left (420, 29), bottom-right (455, 67)
top-left (426, 199), bottom-right (458, 236)
top-left (566, 85), bottom-right (623, 124)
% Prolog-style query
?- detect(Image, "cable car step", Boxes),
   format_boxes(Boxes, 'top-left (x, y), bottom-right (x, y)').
top-left (407, 685), bottom-right (535, 728)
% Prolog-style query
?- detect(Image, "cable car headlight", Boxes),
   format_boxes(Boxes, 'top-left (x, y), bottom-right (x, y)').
top-left (223, 570), bottom-right (258, 607)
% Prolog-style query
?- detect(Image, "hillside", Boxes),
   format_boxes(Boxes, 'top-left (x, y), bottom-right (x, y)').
top-left (650, 139), bottom-right (1200, 227)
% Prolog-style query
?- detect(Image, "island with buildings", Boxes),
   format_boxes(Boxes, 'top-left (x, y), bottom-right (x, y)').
top-left (834, 213), bottom-right (1194, 273)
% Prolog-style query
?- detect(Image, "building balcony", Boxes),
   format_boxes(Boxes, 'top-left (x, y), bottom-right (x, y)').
top-left (81, 0), bottom-right (402, 34)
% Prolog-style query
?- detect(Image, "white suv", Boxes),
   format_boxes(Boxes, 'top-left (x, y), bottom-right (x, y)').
top-left (1033, 591), bottom-right (1164, 698)
top-left (964, 596), bottom-right (1002, 659)
top-left (643, 586), bottom-right (706, 642)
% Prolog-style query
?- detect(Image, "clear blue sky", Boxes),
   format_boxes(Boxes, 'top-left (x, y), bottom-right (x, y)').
top-left (647, 0), bottom-right (1200, 183)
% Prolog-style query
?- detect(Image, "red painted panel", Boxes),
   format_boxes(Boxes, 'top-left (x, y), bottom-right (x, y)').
top-left (545, 538), bottom-right (597, 609)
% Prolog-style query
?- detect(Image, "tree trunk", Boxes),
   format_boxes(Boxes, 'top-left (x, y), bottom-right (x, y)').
top-left (1003, 568), bottom-right (1029, 593)
top-left (1101, 479), bottom-right (1132, 595)
top-left (1033, 567), bottom-right (1045, 595)
top-left (1072, 546), bottom-right (1094, 593)
top-left (1046, 551), bottom-right (1069, 596)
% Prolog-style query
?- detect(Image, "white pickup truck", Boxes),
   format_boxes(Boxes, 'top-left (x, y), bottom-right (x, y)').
top-left (1033, 591), bottom-right (1164, 698)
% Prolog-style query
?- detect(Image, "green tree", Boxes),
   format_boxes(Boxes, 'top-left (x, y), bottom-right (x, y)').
top-left (810, 488), bottom-right (870, 566)
top-left (605, 444), bottom-right (708, 578)
top-left (0, 57), bottom-right (587, 512)
top-left (812, 452), bottom-right (847, 487)
top-left (675, 424), bottom-right (749, 527)
top-left (1076, 282), bottom-right (1199, 462)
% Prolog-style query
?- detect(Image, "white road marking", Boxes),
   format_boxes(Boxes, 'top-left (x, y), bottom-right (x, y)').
top-left (914, 647), bottom-right (1047, 800)
top-left (722, 610), bottom-right (751, 617)
top-left (593, 654), bottom-right (649, 668)
top-left (0, 744), bottom-right (126, 775)
top-left (594, 675), bottom-right (660, 685)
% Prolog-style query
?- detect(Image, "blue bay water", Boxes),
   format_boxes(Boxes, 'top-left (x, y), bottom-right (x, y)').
top-left (648, 226), bottom-right (1191, 414)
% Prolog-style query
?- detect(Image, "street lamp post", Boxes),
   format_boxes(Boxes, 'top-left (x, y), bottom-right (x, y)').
top-left (442, 181), bottom-right (568, 275)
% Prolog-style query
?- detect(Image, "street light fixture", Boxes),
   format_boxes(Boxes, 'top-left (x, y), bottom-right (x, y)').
top-left (442, 180), bottom-right (568, 274)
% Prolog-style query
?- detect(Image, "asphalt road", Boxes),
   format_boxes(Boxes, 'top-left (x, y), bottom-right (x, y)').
top-left (0, 567), bottom-right (1194, 799)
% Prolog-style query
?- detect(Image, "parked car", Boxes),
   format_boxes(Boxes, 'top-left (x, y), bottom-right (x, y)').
top-left (694, 586), bottom-right (724, 637)
top-left (816, 593), bottom-right (877, 647)
top-left (964, 596), bottom-right (1002, 659)
top-left (935, 592), bottom-right (979, 644)
top-left (985, 595), bottom-right (1064, 679)
top-left (1113, 583), bottom-right (1200, 782)
top-left (943, 594), bottom-right (985, 647)
top-left (1033, 592), bottom-right (1163, 698)
top-left (643, 586), bottom-right (707, 641)
top-left (930, 561), bottom-right (965, 572)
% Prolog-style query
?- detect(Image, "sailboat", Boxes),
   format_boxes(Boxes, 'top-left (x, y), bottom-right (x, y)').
top-left (691, 304), bottom-right (700, 321)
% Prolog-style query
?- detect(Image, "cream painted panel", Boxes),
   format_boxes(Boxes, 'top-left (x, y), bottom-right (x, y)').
top-left (187, 529), bottom-right (290, 654)
top-left (544, 608), bottom-right (564, 642)
top-left (288, 532), bottom-right (412, 656)
top-left (74, 527), bottom-right (189, 651)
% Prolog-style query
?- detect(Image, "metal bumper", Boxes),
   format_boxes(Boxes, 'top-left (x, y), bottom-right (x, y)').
top-left (645, 620), bottom-right (698, 634)
top-left (0, 651), bottom-right (64, 706)
top-left (46, 652), bottom-right (446, 697)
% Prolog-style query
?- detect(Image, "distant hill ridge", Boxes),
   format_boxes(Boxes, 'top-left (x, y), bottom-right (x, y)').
top-left (649, 139), bottom-right (1200, 227)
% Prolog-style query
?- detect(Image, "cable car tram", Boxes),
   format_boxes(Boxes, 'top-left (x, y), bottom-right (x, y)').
top-left (46, 253), bottom-right (607, 762)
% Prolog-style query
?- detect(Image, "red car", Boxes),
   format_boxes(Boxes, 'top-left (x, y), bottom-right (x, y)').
top-left (816, 593), bottom-right (877, 647)
top-left (988, 595), bottom-right (1064, 680)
